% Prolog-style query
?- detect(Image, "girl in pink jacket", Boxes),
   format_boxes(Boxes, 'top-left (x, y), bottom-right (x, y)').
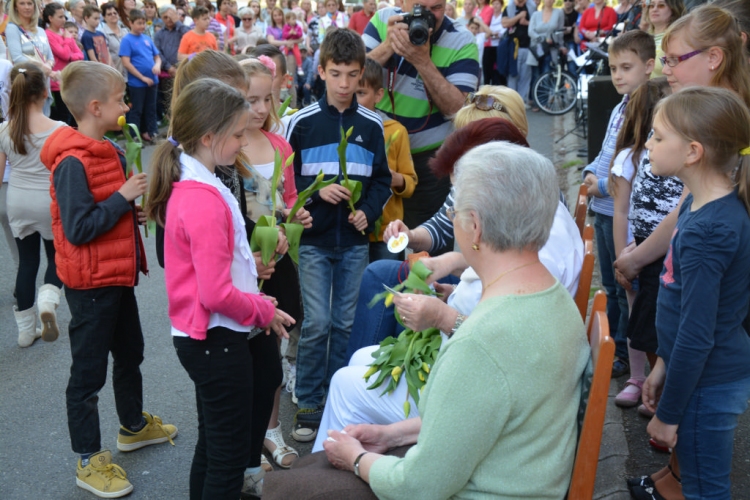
top-left (147, 78), bottom-right (294, 499)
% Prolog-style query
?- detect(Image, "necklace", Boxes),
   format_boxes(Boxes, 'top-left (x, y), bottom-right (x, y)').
top-left (482, 260), bottom-right (540, 293)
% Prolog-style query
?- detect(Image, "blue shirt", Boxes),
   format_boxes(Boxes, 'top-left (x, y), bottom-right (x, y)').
top-left (119, 33), bottom-right (160, 88)
top-left (655, 191), bottom-right (750, 425)
top-left (582, 95), bottom-right (628, 217)
top-left (81, 30), bottom-right (109, 63)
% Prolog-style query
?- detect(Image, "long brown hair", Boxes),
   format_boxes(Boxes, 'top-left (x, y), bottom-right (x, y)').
top-left (7, 63), bottom-right (47, 156)
top-left (662, 4), bottom-right (750, 107)
top-left (608, 77), bottom-right (671, 196)
top-left (146, 78), bottom-right (250, 226)
top-left (656, 86), bottom-right (750, 213)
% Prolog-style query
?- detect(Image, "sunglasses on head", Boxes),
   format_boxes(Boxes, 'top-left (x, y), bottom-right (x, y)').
top-left (465, 93), bottom-right (505, 112)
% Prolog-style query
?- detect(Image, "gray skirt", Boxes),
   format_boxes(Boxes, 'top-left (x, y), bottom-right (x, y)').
top-left (6, 185), bottom-right (53, 240)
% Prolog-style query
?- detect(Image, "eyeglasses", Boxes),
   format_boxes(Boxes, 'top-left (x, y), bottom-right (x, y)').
top-left (660, 49), bottom-right (703, 67)
top-left (106, 11), bottom-right (118, 15)
top-left (242, 17), bottom-right (253, 20)
top-left (446, 206), bottom-right (456, 221)
top-left (464, 92), bottom-right (505, 111)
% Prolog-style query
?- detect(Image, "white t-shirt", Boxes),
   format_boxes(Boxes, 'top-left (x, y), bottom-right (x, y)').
top-left (489, 13), bottom-right (505, 47)
top-left (610, 147), bottom-right (645, 245)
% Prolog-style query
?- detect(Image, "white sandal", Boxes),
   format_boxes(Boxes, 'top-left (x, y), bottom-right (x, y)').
top-left (264, 423), bottom-right (298, 469)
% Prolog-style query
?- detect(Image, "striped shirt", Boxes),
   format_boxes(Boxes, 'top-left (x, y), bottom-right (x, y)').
top-left (363, 9), bottom-right (479, 154)
top-left (582, 95), bottom-right (628, 217)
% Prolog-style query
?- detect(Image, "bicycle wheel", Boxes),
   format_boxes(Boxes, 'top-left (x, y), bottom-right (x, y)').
top-left (533, 70), bottom-right (578, 115)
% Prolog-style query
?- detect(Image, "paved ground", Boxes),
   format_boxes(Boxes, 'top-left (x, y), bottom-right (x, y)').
top-left (4, 109), bottom-right (745, 500)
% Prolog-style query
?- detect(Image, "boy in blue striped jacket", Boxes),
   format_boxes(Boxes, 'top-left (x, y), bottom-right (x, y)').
top-left (285, 28), bottom-right (392, 443)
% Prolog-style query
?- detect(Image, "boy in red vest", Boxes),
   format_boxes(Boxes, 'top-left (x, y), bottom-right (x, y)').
top-left (41, 61), bottom-right (177, 499)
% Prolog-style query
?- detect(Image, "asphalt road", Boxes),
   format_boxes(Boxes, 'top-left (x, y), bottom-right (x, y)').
top-left (0, 111), bottom-right (557, 499)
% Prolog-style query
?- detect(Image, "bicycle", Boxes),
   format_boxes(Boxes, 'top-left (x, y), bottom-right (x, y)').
top-left (532, 32), bottom-right (610, 116)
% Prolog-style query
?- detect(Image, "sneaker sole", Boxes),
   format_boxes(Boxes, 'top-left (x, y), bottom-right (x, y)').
top-left (40, 311), bottom-right (59, 342)
top-left (291, 428), bottom-right (317, 443)
top-left (117, 429), bottom-right (178, 452)
top-left (76, 478), bottom-right (133, 498)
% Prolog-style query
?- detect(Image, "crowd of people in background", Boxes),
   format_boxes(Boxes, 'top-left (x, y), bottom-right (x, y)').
top-left (2, 0), bottom-right (750, 499)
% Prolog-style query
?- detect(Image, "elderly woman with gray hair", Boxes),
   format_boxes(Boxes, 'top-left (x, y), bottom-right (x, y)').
top-left (264, 142), bottom-right (590, 500)
top-left (229, 7), bottom-right (264, 53)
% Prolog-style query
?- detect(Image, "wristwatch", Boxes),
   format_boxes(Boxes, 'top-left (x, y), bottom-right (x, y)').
top-left (353, 451), bottom-right (369, 478)
top-left (449, 313), bottom-right (467, 337)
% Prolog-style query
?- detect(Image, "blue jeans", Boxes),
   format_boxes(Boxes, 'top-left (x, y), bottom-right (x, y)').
top-left (296, 244), bottom-right (369, 409)
top-left (675, 376), bottom-right (750, 499)
top-left (565, 41), bottom-right (579, 75)
top-left (346, 260), bottom-right (461, 362)
top-left (508, 48), bottom-right (533, 103)
top-left (594, 213), bottom-right (629, 360)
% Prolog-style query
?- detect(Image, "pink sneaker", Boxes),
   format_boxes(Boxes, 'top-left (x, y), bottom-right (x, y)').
top-left (638, 404), bottom-right (655, 418)
top-left (615, 378), bottom-right (643, 408)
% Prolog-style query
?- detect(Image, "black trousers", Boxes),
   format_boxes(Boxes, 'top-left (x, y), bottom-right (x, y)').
top-left (14, 233), bottom-right (62, 311)
top-left (174, 327), bottom-right (282, 500)
top-left (66, 286), bottom-right (144, 454)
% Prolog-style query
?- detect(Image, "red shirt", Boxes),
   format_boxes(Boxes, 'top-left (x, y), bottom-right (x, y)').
top-left (578, 6), bottom-right (617, 50)
top-left (348, 9), bottom-right (374, 35)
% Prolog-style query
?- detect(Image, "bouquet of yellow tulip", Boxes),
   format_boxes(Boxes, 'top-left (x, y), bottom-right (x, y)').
top-left (364, 260), bottom-right (443, 417)
top-left (117, 116), bottom-right (154, 236)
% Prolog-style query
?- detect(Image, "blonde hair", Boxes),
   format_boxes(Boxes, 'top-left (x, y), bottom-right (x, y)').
top-left (662, 4), bottom-right (750, 107)
top-left (8, 0), bottom-right (40, 30)
top-left (146, 79), bottom-right (250, 226)
top-left (453, 85), bottom-right (529, 137)
top-left (240, 58), bottom-right (281, 132)
top-left (61, 61), bottom-right (126, 120)
top-left (655, 86), bottom-right (750, 213)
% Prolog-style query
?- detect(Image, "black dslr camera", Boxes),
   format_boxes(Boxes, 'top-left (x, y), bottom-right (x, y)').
top-left (401, 4), bottom-right (436, 46)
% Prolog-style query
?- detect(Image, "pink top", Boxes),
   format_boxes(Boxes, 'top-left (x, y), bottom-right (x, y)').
top-left (164, 180), bottom-right (275, 340)
top-left (261, 129), bottom-right (298, 208)
top-left (46, 28), bottom-right (84, 91)
top-left (282, 23), bottom-right (303, 41)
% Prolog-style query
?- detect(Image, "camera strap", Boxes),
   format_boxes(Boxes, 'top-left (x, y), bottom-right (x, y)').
top-left (387, 56), bottom-right (434, 135)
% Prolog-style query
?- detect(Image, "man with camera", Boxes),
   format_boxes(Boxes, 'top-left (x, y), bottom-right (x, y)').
top-left (363, 0), bottom-right (479, 229)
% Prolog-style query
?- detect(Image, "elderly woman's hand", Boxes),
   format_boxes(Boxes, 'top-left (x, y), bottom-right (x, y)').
top-left (393, 292), bottom-right (452, 332)
top-left (343, 424), bottom-right (393, 454)
top-left (421, 252), bottom-right (467, 284)
top-left (323, 429), bottom-right (367, 472)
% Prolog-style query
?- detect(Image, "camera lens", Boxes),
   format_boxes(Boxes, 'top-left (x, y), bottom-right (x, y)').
top-left (409, 18), bottom-right (430, 45)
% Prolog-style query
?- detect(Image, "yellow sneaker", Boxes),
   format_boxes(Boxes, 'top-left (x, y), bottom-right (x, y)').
top-left (76, 450), bottom-right (133, 498)
top-left (116, 412), bottom-right (177, 452)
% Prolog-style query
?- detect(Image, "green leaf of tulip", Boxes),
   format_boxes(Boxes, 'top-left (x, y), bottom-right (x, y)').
top-left (340, 179), bottom-right (362, 205)
top-left (278, 95), bottom-right (293, 117)
top-left (249, 215), bottom-right (279, 266)
top-left (286, 170), bottom-right (338, 225)
top-left (279, 221), bottom-right (304, 265)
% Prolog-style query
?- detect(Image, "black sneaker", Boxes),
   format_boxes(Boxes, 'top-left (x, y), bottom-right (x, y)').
top-left (291, 408), bottom-right (323, 443)
top-left (627, 475), bottom-right (655, 492)
top-left (630, 483), bottom-right (667, 500)
top-left (612, 357), bottom-right (630, 378)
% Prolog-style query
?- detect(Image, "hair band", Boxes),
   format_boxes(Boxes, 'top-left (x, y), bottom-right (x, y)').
top-left (17, 68), bottom-right (26, 73)
top-left (257, 55), bottom-right (277, 79)
top-left (740, 147), bottom-right (750, 156)
top-left (167, 136), bottom-right (179, 147)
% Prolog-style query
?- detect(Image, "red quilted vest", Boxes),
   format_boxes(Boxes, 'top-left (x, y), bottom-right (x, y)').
top-left (41, 126), bottom-right (147, 289)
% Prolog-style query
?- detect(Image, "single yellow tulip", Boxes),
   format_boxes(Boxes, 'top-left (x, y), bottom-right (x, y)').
top-left (117, 116), bottom-right (127, 127)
